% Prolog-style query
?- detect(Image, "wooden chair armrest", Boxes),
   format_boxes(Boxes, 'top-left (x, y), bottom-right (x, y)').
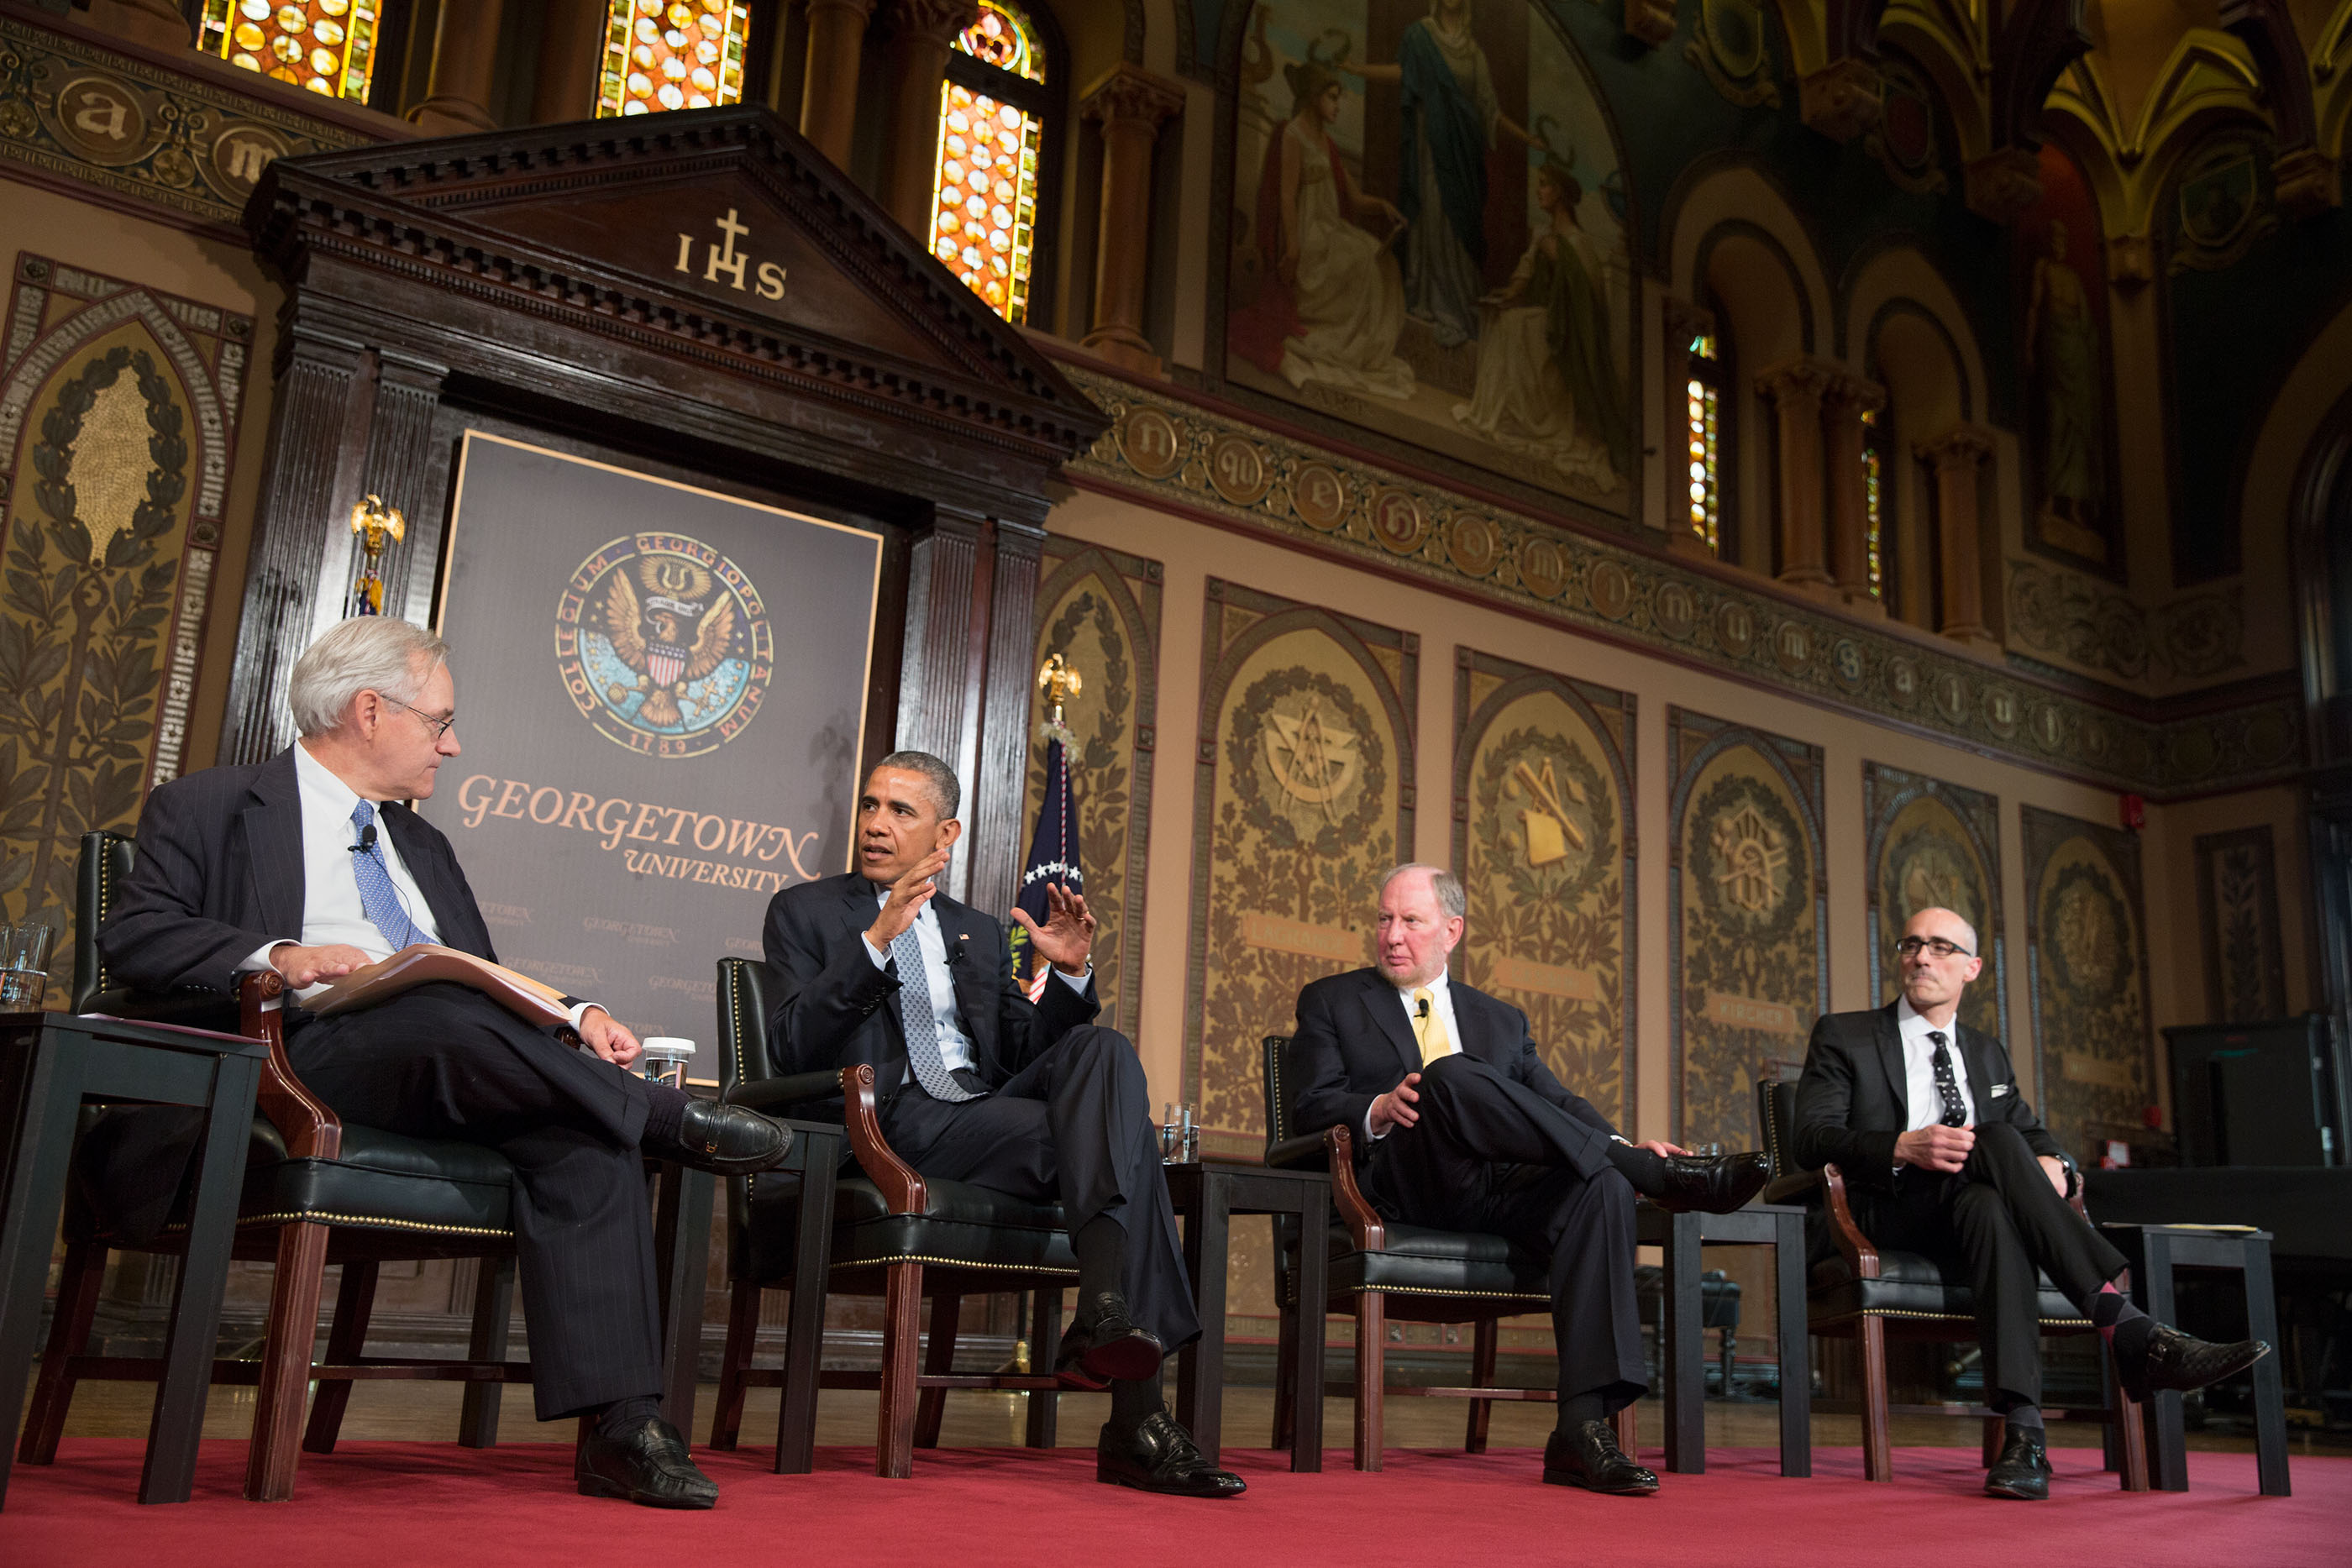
top-left (1819, 1162), bottom-right (1877, 1279)
top-left (239, 970), bottom-right (341, 1160)
top-left (1322, 1125), bottom-right (1383, 1252)
top-left (726, 1071), bottom-right (842, 1114)
top-left (840, 1063), bottom-right (924, 1214)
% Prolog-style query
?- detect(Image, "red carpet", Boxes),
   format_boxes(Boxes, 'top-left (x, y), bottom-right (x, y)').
top-left (3, 1441), bottom-right (2342, 1567)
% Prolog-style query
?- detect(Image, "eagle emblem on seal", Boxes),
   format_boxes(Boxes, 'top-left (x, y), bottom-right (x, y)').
top-left (554, 532), bottom-right (774, 758)
top-left (603, 557), bottom-right (737, 728)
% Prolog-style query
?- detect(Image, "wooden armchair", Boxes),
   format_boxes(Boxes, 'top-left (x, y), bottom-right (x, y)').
top-left (23, 832), bottom-right (544, 1501)
top-left (706, 957), bottom-right (1071, 1478)
top-left (1754, 1076), bottom-right (2149, 1486)
top-left (1260, 1035), bottom-right (1575, 1472)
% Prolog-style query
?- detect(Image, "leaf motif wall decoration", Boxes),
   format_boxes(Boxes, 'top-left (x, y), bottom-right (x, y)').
top-left (0, 255), bottom-right (249, 996)
top-left (2192, 825), bottom-right (2286, 1024)
top-left (1452, 648), bottom-right (1635, 1129)
top-left (1864, 764), bottom-right (2007, 1046)
top-left (1668, 708), bottom-right (1826, 1147)
top-left (2023, 806), bottom-right (2156, 1156)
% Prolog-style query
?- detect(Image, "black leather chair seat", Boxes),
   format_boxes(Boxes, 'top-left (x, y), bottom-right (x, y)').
top-left (238, 1120), bottom-right (515, 1236)
top-left (1282, 1220), bottom-right (1551, 1306)
top-left (739, 1169), bottom-right (1075, 1281)
top-left (1808, 1248), bottom-right (2083, 1326)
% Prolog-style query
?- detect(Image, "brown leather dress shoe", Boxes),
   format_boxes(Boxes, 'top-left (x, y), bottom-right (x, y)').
top-left (1054, 1290), bottom-right (1165, 1389)
top-left (657, 1101), bottom-right (793, 1177)
top-left (1542, 1419), bottom-right (1659, 1495)
top-left (1650, 1151), bottom-right (1771, 1214)
top-left (576, 1416), bottom-right (719, 1508)
top-left (2118, 1323), bottom-right (2270, 1403)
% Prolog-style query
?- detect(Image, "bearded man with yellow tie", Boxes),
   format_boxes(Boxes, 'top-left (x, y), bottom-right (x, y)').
top-left (1286, 864), bottom-right (1771, 1493)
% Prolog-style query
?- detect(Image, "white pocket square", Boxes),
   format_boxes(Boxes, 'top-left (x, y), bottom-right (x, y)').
top-left (1990, 1084), bottom-right (2011, 1098)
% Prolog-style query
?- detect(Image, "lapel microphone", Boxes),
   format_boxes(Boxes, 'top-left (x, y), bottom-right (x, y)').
top-left (1416, 995), bottom-right (1430, 1020)
top-left (352, 823), bottom-right (377, 853)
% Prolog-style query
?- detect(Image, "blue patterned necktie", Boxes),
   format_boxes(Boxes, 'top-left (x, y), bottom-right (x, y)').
top-left (349, 800), bottom-right (423, 952)
top-left (1928, 1030), bottom-right (1967, 1128)
top-left (889, 921), bottom-right (978, 1102)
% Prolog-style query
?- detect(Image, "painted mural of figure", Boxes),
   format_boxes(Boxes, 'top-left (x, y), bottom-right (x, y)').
top-left (1347, 0), bottom-right (1541, 349)
top-left (1452, 161), bottom-right (1629, 490)
top-left (1231, 60), bottom-right (1415, 399)
top-left (2023, 219), bottom-right (2103, 535)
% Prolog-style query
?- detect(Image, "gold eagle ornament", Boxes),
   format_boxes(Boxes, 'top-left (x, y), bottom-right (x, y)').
top-left (602, 559), bottom-right (737, 728)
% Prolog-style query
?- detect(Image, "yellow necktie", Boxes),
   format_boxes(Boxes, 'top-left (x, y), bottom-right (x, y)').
top-left (1411, 986), bottom-right (1452, 1067)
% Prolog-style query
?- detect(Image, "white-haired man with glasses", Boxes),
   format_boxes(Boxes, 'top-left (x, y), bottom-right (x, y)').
top-left (1793, 905), bottom-right (2268, 1500)
top-left (101, 616), bottom-right (795, 1508)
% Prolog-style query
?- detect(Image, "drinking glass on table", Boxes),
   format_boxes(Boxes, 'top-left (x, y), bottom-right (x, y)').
top-left (0, 919), bottom-right (55, 1009)
top-left (639, 1036), bottom-right (696, 1090)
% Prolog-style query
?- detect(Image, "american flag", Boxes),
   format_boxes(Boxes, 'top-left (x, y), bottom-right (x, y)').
top-left (1009, 730), bottom-right (1081, 1002)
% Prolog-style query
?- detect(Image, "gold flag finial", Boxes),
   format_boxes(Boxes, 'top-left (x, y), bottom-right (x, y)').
top-left (347, 494), bottom-right (407, 616)
top-left (1037, 653), bottom-right (1083, 732)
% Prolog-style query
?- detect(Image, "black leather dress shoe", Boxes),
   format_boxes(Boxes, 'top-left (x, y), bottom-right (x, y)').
top-left (1984, 1427), bottom-right (2051, 1500)
top-left (1542, 1419), bottom-right (1659, 1495)
top-left (1055, 1290), bottom-right (1166, 1388)
top-left (2118, 1322), bottom-right (2271, 1403)
top-left (656, 1101), bottom-right (792, 1176)
top-left (1096, 1411), bottom-right (1246, 1497)
top-left (1650, 1151), bottom-right (1771, 1214)
top-left (576, 1416), bottom-right (719, 1508)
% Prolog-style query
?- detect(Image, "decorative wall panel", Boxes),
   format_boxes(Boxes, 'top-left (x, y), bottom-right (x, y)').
top-left (0, 254), bottom-right (249, 990)
top-left (1184, 579), bottom-right (1416, 1156)
top-left (1452, 648), bottom-right (1635, 1130)
top-left (2193, 825), bottom-right (2288, 1025)
top-left (1668, 708), bottom-right (1826, 1147)
top-left (1026, 540), bottom-right (1163, 1037)
top-left (2023, 805), bottom-right (2156, 1157)
top-left (1864, 763), bottom-right (2005, 1042)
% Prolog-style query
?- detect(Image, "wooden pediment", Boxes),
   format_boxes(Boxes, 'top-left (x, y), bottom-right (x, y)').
top-left (244, 106), bottom-right (1106, 512)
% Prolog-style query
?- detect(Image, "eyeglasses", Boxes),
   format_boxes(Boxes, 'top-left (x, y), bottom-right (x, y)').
top-left (1895, 935), bottom-right (1975, 960)
top-left (384, 696), bottom-right (457, 742)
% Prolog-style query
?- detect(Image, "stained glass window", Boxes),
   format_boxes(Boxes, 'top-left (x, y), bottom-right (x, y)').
top-left (201, 1), bottom-right (382, 101)
top-left (1861, 407), bottom-right (1886, 600)
top-left (1686, 333), bottom-right (1722, 554)
top-left (929, 2), bottom-right (1050, 323)
top-left (597, 0), bottom-right (752, 118)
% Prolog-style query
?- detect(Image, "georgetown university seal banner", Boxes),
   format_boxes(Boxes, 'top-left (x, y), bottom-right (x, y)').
top-left (425, 433), bottom-right (881, 1046)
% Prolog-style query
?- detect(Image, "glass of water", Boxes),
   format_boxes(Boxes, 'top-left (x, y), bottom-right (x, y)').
top-left (1161, 1103), bottom-right (1199, 1164)
top-left (638, 1036), bottom-right (696, 1089)
top-left (0, 920), bottom-right (55, 1010)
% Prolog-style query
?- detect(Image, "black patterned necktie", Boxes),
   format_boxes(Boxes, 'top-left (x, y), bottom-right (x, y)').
top-left (1927, 1030), bottom-right (1967, 1127)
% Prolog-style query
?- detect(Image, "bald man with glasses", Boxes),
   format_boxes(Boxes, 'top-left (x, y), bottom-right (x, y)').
top-left (1793, 905), bottom-right (2267, 1500)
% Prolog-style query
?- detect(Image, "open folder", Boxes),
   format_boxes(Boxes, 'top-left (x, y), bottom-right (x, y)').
top-left (308, 943), bottom-right (575, 1033)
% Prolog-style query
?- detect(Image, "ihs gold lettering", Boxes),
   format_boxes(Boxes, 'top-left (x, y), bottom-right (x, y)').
top-left (674, 207), bottom-right (787, 301)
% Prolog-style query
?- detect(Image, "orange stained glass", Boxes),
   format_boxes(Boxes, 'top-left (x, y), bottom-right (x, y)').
top-left (597, 0), bottom-right (752, 118)
top-left (200, 0), bottom-right (381, 100)
top-left (1861, 408), bottom-right (1885, 598)
top-left (954, 0), bottom-right (1044, 82)
top-left (929, 84), bottom-right (1041, 323)
top-left (1686, 334), bottom-right (1721, 554)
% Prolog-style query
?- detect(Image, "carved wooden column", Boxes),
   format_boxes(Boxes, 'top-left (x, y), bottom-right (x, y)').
top-left (530, 0), bottom-right (606, 124)
top-left (1917, 425), bottom-right (2000, 653)
top-left (967, 519), bottom-right (1044, 917)
top-left (895, 509), bottom-right (983, 899)
top-left (881, 0), bottom-right (979, 237)
top-left (1661, 296), bottom-right (1714, 559)
top-left (357, 351), bottom-right (452, 626)
top-left (1756, 357), bottom-right (1836, 594)
top-left (407, 0), bottom-right (509, 135)
top-left (1079, 66), bottom-right (1184, 375)
top-left (1823, 372), bottom-right (1886, 613)
top-left (801, 0), bottom-right (878, 167)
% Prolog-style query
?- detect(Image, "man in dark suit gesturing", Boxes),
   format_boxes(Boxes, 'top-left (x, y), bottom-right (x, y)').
top-left (1288, 863), bottom-right (1769, 1494)
top-left (1793, 904), bottom-right (2268, 1499)
top-left (101, 616), bottom-right (793, 1509)
top-left (761, 750), bottom-right (1242, 1497)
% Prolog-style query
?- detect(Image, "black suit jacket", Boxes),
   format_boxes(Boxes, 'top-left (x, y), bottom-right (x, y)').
top-left (1286, 967), bottom-right (1619, 1155)
top-left (1792, 1002), bottom-right (2064, 1195)
top-left (100, 747), bottom-right (496, 1004)
top-left (759, 870), bottom-right (1099, 1101)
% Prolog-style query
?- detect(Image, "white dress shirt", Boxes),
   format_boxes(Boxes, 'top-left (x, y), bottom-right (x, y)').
top-left (863, 887), bottom-right (1088, 1086)
top-left (1367, 968), bottom-right (1464, 1140)
top-left (241, 740), bottom-right (442, 1003)
top-left (1896, 995), bottom-right (1975, 1131)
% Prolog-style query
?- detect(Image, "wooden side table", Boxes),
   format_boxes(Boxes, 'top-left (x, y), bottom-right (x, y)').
top-left (2098, 1221), bottom-right (2291, 1497)
top-left (0, 1011), bottom-right (268, 1507)
top-left (1163, 1159), bottom-right (1329, 1471)
top-left (1633, 1201), bottom-right (1812, 1476)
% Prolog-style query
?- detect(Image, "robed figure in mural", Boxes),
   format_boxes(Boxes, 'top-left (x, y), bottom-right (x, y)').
top-left (2023, 219), bottom-right (2103, 538)
top-left (1231, 59), bottom-right (1416, 398)
top-left (1347, 0), bottom-right (1541, 348)
top-left (1452, 159), bottom-right (1630, 490)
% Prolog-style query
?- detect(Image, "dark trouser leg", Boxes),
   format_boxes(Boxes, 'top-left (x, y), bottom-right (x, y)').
top-left (1486, 1166), bottom-right (1646, 1410)
top-left (287, 984), bottom-right (663, 1419)
top-left (1958, 1124), bottom-right (2129, 1306)
top-left (885, 1027), bottom-right (1200, 1353)
top-left (1947, 1183), bottom-right (2046, 1411)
